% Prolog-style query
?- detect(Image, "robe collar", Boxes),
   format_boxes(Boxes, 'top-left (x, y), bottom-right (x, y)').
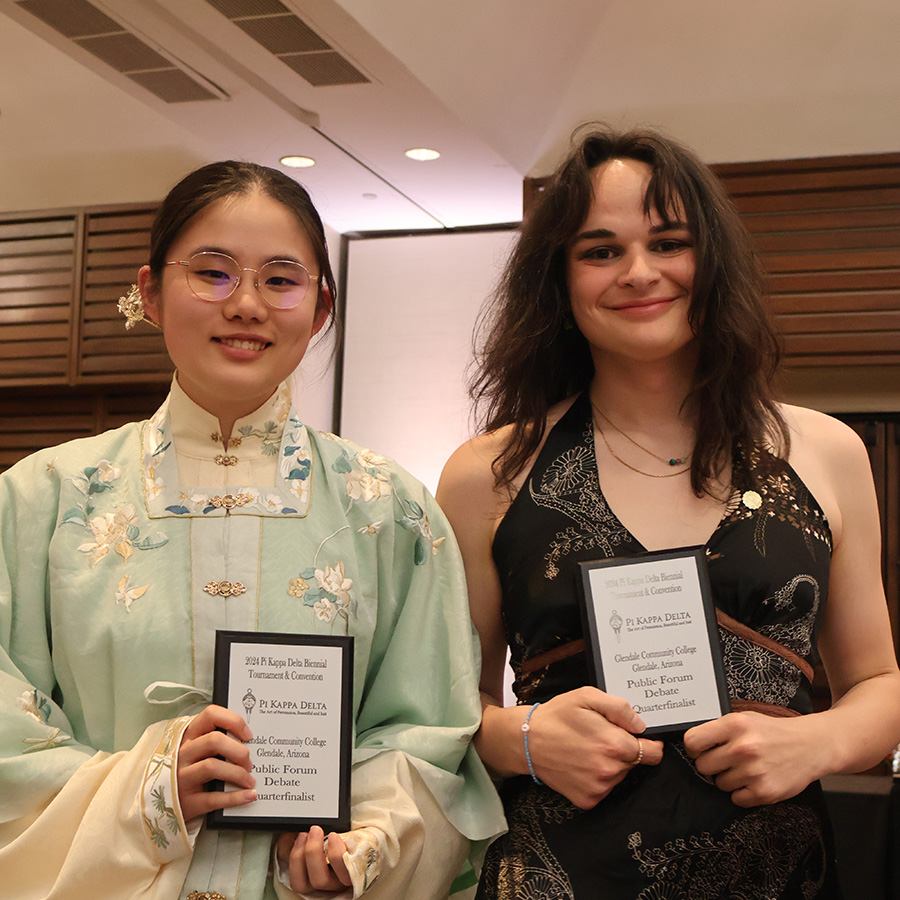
top-left (140, 379), bottom-right (313, 518)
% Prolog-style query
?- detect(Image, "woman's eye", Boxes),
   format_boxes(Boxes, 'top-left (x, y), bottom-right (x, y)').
top-left (265, 276), bottom-right (301, 290)
top-left (655, 239), bottom-right (690, 253)
top-left (582, 246), bottom-right (617, 262)
top-left (196, 268), bottom-right (232, 283)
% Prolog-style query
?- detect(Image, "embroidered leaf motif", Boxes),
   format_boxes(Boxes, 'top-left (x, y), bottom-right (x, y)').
top-left (165, 505), bottom-right (190, 515)
top-left (135, 533), bottom-right (169, 550)
top-left (288, 460), bottom-right (311, 479)
top-left (151, 786), bottom-right (168, 814)
top-left (282, 507), bottom-right (298, 514)
top-left (145, 818), bottom-right (170, 849)
top-left (332, 454), bottom-right (353, 475)
top-left (126, 524), bottom-right (140, 541)
top-left (302, 588), bottom-right (329, 606)
top-left (115, 541), bottom-right (134, 561)
top-left (61, 508), bottom-right (86, 526)
top-left (414, 535), bottom-right (429, 566)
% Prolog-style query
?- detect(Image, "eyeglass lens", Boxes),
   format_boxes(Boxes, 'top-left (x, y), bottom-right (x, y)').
top-left (187, 252), bottom-right (310, 309)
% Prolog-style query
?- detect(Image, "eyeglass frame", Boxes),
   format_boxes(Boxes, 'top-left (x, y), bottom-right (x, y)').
top-left (164, 251), bottom-right (318, 310)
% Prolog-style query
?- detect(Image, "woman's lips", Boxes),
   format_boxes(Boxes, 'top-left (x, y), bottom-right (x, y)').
top-left (215, 336), bottom-right (269, 351)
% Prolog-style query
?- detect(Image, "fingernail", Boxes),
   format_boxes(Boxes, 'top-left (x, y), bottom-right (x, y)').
top-left (633, 714), bottom-right (646, 730)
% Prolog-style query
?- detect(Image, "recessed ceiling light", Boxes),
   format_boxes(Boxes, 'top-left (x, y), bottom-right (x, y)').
top-left (280, 155), bottom-right (316, 168)
top-left (362, 193), bottom-right (377, 200)
top-left (405, 148), bottom-right (440, 161)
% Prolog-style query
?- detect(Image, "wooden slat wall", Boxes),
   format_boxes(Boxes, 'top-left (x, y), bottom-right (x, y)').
top-left (79, 205), bottom-right (172, 382)
top-left (0, 203), bottom-right (172, 389)
top-left (0, 202), bottom-right (172, 474)
top-left (0, 212), bottom-right (78, 385)
top-left (711, 153), bottom-right (900, 366)
top-left (0, 386), bottom-right (168, 474)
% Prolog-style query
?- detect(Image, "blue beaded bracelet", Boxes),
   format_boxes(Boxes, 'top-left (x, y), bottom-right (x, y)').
top-left (521, 702), bottom-right (544, 785)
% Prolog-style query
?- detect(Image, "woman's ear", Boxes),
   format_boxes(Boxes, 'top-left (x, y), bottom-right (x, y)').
top-left (137, 265), bottom-right (162, 329)
top-left (312, 284), bottom-right (333, 337)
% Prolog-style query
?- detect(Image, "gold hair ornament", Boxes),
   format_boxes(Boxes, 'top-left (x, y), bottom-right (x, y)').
top-left (117, 284), bottom-right (160, 331)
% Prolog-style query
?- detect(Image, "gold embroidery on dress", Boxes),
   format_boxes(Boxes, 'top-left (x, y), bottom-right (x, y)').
top-left (531, 423), bottom-right (630, 579)
top-left (480, 783), bottom-right (577, 899)
top-left (629, 804), bottom-right (825, 899)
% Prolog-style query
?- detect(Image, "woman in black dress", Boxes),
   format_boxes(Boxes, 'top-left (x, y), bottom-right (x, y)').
top-left (437, 127), bottom-right (900, 898)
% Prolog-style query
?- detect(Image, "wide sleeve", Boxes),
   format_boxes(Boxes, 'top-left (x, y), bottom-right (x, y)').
top-left (0, 455), bottom-right (196, 899)
top-left (293, 472), bottom-right (504, 899)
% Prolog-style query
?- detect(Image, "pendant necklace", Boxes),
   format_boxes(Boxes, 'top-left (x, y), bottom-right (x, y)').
top-left (590, 399), bottom-right (692, 478)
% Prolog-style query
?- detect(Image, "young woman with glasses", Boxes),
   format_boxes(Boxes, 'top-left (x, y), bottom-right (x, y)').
top-left (437, 127), bottom-right (900, 898)
top-left (0, 161), bottom-right (504, 899)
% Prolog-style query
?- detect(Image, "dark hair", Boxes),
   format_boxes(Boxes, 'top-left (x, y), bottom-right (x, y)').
top-left (147, 160), bottom-right (336, 326)
top-left (473, 125), bottom-right (788, 495)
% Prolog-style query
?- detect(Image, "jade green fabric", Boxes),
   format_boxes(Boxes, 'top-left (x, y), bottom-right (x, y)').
top-left (0, 389), bottom-right (504, 898)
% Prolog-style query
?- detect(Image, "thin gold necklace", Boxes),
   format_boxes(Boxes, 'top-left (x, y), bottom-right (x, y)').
top-left (590, 399), bottom-right (691, 467)
top-left (590, 403), bottom-right (691, 478)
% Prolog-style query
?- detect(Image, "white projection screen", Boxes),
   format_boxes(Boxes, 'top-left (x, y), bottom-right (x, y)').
top-left (340, 229), bottom-right (517, 494)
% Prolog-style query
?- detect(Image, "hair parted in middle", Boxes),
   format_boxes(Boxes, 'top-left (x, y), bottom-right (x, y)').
top-left (471, 124), bottom-right (788, 496)
top-left (146, 160), bottom-right (337, 331)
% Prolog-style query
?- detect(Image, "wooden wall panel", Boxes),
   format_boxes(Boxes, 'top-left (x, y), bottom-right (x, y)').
top-left (78, 206), bottom-right (172, 383)
top-left (0, 212), bottom-right (78, 386)
top-left (713, 153), bottom-right (900, 367)
top-left (0, 386), bottom-right (168, 474)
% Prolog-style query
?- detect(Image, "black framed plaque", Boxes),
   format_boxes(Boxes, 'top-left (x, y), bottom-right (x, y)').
top-left (578, 546), bottom-right (730, 735)
top-left (208, 630), bottom-right (353, 832)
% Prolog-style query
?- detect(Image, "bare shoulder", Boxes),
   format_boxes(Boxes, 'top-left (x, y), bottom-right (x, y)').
top-left (780, 403), bottom-right (869, 468)
top-left (438, 395), bottom-right (579, 522)
top-left (779, 403), bottom-right (875, 545)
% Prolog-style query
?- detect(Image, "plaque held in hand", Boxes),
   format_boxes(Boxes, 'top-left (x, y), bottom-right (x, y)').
top-left (578, 546), bottom-right (730, 735)
top-left (208, 630), bottom-right (353, 832)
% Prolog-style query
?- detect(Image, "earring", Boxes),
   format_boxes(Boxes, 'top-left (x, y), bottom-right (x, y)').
top-left (117, 284), bottom-right (160, 331)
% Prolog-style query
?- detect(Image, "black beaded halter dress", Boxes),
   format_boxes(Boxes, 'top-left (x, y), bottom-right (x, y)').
top-left (476, 394), bottom-right (842, 900)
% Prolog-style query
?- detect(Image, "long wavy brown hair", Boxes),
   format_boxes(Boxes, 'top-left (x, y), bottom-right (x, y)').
top-left (472, 126), bottom-right (788, 496)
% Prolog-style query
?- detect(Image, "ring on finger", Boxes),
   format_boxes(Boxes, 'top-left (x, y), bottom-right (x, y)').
top-left (631, 738), bottom-right (644, 766)
top-left (322, 835), bottom-right (330, 866)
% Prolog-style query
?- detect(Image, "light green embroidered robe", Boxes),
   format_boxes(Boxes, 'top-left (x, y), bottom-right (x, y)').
top-left (0, 383), bottom-right (505, 899)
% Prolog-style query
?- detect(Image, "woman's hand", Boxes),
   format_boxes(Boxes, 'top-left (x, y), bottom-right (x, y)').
top-left (177, 705), bottom-right (256, 821)
top-left (276, 826), bottom-right (352, 893)
top-left (523, 687), bottom-right (664, 809)
top-left (684, 711), bottom-right (828, 807)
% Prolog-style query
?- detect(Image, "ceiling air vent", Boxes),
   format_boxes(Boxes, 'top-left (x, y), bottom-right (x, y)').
top-left (205, 0), bottom-right (370, 86)
top-left (17, 0), bottom-right (220, 102)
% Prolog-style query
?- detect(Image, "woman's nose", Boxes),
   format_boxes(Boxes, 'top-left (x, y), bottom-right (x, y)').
top-left (224, 270), bottom-right (269, 319)
top-left (619, 250), bottom-right (661, 289)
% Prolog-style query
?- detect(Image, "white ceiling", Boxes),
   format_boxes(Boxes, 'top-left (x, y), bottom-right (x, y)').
top-left (1, 0), bottom-right (899, 233)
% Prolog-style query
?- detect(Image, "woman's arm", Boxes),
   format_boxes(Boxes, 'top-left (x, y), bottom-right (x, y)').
top-left (0, 453), bottom-right (215, 895)
top-left (437, 435), bottom-right (663, 810)
top-left (684, 409), bottom-right (900, 806)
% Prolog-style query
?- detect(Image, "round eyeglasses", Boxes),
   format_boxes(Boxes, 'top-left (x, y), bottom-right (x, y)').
top-left (165, 251), bottom-right (315, 310)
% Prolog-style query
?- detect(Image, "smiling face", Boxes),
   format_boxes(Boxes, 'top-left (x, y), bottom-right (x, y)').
top-left (139, 190), bottom-right (329, 426)
top-left (566, 158), bottom-right (696, 371)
